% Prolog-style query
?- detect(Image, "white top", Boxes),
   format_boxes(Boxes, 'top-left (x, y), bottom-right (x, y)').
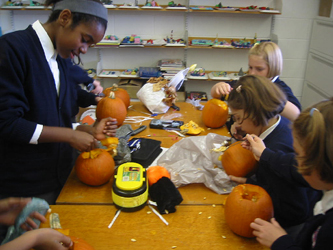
top-left (29, 20), bottom-right (60, 144)
top-left (259, 115), bottom-right (281, 140)
top-left (314, 189), bottom-right (333, 215)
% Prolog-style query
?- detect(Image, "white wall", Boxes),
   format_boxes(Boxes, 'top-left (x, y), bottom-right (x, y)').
top-left (185, 0), bottom-right (320, 102)
top-left (0, 0), bottom-right (320, 102)
top-left (275, 0), bottom-right (319, 102)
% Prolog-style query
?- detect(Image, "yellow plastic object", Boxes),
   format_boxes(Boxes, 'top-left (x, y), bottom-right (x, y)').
top-left (112, 162), bottom-right (148, 211)
top-left (180, 120), bottom-right (205, 135)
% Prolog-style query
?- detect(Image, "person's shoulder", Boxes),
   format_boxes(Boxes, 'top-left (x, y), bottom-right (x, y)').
top-left (0, 26), bottom-right (36, 48)
top-left (264, 117), bottom-right (293, 150)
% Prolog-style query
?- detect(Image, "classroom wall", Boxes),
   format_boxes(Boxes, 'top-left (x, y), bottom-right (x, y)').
top-left (0, 0), bottom-right (320, 103)
top-left (185, 0), bottom-right (319, 102)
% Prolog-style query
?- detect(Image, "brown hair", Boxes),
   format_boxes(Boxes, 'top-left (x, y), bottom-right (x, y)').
top-left (228, 75), bottom-right (286, 127)
top-left (293, 98), bottom-right (333, 183)
top-left (249, 42), bottom-right (283, 78)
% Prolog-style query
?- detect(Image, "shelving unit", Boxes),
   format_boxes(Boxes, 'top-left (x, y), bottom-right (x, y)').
top-left (0, 0), bottom-right (282, 98)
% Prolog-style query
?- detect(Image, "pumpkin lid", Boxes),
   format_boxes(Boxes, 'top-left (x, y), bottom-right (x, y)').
top-left (115, 162), bottom-right (145, 191)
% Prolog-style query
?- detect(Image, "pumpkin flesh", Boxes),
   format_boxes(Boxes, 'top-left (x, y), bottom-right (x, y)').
top-left (225, 184), bottom-right (274, 238)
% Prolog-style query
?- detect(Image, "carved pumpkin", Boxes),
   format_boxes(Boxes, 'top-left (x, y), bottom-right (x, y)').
top-left (202, 98), bottom-right (228, 128)
top-left (75, 148), bottom-right (115, 186)
top-left (221, 141), bottom-right (257, 177)
top-left (147, 166), bottom-right (171, 186)
top-left (103, 84), bottom-right (130, 109)
top-left (225, 184), bottom-right (274, 238)
top-left (96, 91), bottom-right (127, 126)
top-left (70, 236), bottom-right (95, 250)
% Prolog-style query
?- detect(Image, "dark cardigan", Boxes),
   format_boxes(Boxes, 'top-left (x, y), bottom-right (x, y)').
top-left (272, 207), bottom-right (333, 250)
top-left (0, 26), bottom-right (79, 196)
top-left (246, 117), bottom-right (321, 228)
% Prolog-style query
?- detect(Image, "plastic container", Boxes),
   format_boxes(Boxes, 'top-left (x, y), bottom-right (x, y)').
top-left (112, 162), bottom-right (148, 211)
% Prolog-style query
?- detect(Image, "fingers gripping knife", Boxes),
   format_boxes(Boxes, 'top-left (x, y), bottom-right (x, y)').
top-left (167, 64), bottom-right (197, 111)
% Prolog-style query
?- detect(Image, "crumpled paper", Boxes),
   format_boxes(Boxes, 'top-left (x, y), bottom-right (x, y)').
top-left (156, 133), bottom-right (235, 194)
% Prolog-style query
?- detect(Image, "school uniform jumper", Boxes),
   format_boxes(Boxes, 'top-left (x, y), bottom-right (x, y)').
top-left (227, 77), bottom-right (301, 110)
top-left (272, 196), bottom-right (333, 250)
top-left (69, 62), bottom-right (97, 109)
top-left (0, 25), bottom-right (79, 196)
top-left (246, 117), bottom-right (321, 228)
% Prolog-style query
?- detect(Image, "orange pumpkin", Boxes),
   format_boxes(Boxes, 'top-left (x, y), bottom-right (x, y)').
top-left (221, 141), bottom-right (257, 177)
top-left (70, 236), bottom-right (95, 250)
top-left (103, 84), bottom-right (130, 109)
top-left (147, 166), bottom-right (171, 186)
top-left (96, 91), bottom-right (127, 126)
top-left (75, 148), bottom-right (115, 186)
top-left (225, 184), bottom-right (274, 238)
top-left (202, 98), bottom-right (228, 128)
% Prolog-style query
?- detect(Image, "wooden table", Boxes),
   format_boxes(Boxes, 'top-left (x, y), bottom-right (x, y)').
top-left (41, 205), bottom-right (268, 250)
top-left (57, 102), bottom-right (230, 205)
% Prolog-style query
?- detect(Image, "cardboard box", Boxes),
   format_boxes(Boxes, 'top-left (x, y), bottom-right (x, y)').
top-left (118, 79), bottom-right (144, 99)
top-left (319, 0), bottom-right (333, 17)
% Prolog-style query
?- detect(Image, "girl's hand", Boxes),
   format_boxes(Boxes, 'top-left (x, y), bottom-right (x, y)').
top-left (250, 218), bottom-right (287, 248)
top-left (211, 82), bottom-right (232, 99)
top-left (70, 130), bottom-right (97, 152)
top-left (241, 134), bottom-right (266, 161)
top-left (90, 80), bottom-right (103, 95)
top-left (20, 211), bottom-right (47, 231)
top-left (0, 198), bottom-right (46, 230)
top-left (93, 117), bottom-right (118, 139)
top-left (33, 229), bottom-right (73, 250)
top-left (229, 175), bottom-right (247, 184)
top-left (0, 198), bottom-right (32, 226)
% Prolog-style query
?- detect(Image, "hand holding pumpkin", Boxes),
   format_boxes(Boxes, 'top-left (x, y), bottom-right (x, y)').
top-left (92, 117), bottom-right (118, 140)
top-left (250, 218), bottom-right (287, 248)
top-left (69, 130), bottom-right (97, 152)
top-left (1, 228), bottom-right (73, 250)
top-left (229, 175), bottom-right (247, 184)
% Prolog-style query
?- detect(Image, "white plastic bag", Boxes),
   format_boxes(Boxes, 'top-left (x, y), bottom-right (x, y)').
top-left (136, 83), bottom-right (170, 114)
top-left (157, 133), bottom-right (235, 194)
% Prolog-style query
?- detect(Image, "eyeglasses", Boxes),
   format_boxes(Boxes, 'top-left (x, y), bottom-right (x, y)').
top-left (231, 114), bottom-right (249, 125)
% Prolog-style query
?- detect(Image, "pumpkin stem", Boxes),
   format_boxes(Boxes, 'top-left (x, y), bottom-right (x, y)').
top-left (111, 83), bottom-right (119, 91)
top-left (108, 91), bottom-right (116, 99)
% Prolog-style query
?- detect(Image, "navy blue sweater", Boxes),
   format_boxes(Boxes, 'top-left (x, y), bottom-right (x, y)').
top-left (246, 117), bottom-right (321, 228)
top-left (0, 26), bottom-right (79, 196)
top-left (228, 77), bottom-right (301, 110)
top-left (68, 62), bottom-right (97, 114)
top-left (272, 207), bottom-right (333, 250)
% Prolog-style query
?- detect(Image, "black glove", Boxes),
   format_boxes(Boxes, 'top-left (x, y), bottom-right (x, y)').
top-left (149, 177), bottom-right (183, 214)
